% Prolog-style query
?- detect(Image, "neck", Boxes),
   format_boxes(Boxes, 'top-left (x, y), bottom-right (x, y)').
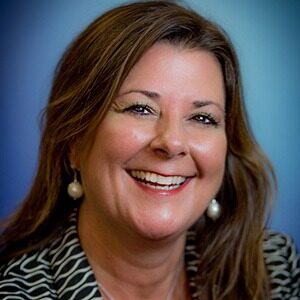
top-left (98, 254), bottom-right (184, 300)
top-left (78, 204), bottom-right (190, 300)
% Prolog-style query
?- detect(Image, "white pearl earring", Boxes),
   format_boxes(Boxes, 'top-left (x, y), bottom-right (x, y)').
top-left (67, 170), bottom-right (83, 200)
top-left (206, 199), bottom-right (221, 221)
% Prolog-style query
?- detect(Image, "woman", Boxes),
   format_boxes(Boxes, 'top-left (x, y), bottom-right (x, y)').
top-left (0, 1), bottom-right (299, 299)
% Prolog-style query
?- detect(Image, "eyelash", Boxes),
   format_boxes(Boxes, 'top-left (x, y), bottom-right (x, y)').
top-left (123, 103), bottom-right (155, 116)
top-left (190, 112), bottom-right (219, 127)
top-left (121, 103), bottom-right (219, 127)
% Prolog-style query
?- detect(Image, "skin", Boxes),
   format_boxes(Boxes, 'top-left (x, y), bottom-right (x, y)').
top-left (71, 43), bottom-right (227, 299)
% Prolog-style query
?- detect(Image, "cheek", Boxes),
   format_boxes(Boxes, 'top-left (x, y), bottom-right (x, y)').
top-left (94, 119), bottom-right (154, 162)
top-left (191, 133), bottom-right (227, 173)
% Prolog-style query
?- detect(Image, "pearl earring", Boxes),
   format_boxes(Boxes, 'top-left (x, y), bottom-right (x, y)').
top-left (206, 199), bottom-right (221, 221)
top-left (67, 170), bottom-right (83, 200)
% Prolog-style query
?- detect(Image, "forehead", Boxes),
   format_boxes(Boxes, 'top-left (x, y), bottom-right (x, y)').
top-left (119, 42), bottom-right (225, 107)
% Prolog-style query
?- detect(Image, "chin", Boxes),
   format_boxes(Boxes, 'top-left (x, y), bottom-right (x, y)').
top-left (132, 214), bottom-right (191, 241)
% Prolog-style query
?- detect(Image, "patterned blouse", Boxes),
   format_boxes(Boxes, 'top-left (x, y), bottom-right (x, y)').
top-left (0, 210), bottom-right (299, 299)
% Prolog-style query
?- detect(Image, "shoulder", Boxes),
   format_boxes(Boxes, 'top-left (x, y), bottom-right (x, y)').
top-left (263, 230), bottom-right (300, 299)
top-left (0, 245), bottom-right (56, 299)
top-left (0, 216), bottom-right (71, 298)
top-left (0, 210), bottom-right (100, 299)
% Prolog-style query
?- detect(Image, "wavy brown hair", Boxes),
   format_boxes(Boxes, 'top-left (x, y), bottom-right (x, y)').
top-left (0, 1), bottom-right (275, 299)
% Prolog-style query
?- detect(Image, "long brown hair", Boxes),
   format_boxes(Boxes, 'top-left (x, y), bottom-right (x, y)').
top-left (0, 1), bottom-right (275, 299)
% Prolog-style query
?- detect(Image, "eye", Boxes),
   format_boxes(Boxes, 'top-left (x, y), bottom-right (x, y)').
top-left (190, 112), bottom-right (219, 126)
top-left (123, 104), bottom-right (154, 116)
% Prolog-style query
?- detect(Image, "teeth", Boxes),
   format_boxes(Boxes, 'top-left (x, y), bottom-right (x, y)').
top-left (140, 182), bottom-right (181, 191)
top-left (145, 172), bottom-right (150, 181)
top-left (130, 170), bottom-right (186, 187)
top-left (149, 173), bottom-right (157, 183)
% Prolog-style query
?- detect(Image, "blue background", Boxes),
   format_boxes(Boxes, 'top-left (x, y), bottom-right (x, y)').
top-left (1, 0), bottom-right (299, 249)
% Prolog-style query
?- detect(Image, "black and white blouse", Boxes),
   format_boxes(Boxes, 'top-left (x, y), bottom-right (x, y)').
top-left (0, 210), bottom-right (299, 299)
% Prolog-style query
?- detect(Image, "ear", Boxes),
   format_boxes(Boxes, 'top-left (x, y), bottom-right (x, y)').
top-left (68, 142), bottom-right (80, 170)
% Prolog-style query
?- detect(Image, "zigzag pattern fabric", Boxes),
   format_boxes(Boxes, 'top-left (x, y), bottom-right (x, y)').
top-left (264, 231), bottom-right (300, 299)
top-left (0, 210), bottom-right (299, 299)
top-left (0, 213), bottom-right (101, 299)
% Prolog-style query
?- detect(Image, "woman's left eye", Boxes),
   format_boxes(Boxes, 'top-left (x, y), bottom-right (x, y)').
top-left (190, 113), bottom-right (218, 126)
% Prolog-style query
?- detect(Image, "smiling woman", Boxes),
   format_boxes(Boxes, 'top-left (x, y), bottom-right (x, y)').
top-left (73, 44), bottom-right (227, 243)
top-left (0, 1), bottom-right (299, 300)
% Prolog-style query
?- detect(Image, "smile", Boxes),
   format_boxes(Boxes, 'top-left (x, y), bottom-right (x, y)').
top-left (129, 170), bottom-right (187, 191)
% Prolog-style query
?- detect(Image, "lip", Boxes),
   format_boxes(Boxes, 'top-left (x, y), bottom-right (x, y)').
top-left (127, 169), bottom-right (194, 196)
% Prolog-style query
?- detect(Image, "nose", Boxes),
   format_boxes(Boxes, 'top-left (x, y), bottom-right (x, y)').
top-left (150, 118), bottom-right (188, 159)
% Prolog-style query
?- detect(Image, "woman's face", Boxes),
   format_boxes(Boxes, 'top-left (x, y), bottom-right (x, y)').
top-left (75, 43), bottom-right (227, 240)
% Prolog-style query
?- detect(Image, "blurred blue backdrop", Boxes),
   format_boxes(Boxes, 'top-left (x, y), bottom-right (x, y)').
top-left (0, 0), bottom-right (299, 249)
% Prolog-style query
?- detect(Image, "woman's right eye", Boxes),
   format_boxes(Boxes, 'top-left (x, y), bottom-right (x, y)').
top-left (123, 104), bottom-right (154, 116)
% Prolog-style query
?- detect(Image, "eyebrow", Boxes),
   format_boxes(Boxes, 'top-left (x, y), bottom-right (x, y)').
top-left (118, 89), bottom-right (160, 99)
top-left (192, 100), bottom-right (225, 113)
top-left (118, 89), bottom-right (225, 112)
